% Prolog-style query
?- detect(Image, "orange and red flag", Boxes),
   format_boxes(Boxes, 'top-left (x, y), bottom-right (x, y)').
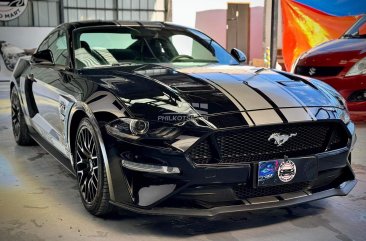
top-left (281, 0), bottom-right (361, 71)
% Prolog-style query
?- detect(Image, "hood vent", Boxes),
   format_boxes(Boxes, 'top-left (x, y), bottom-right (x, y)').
top-left (278, 81), bottom-right (308, 87)
top-left (274, 70), bottom-right (318, 90)
top-left (173, 84), bottom-right (215, 92)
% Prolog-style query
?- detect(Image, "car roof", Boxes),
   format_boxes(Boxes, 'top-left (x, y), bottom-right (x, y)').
top-left (56, 20), bottom-right (188, 32)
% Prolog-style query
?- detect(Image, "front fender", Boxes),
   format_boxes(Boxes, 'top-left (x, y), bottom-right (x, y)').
top-left (67, 91), bottom-right (128, 201)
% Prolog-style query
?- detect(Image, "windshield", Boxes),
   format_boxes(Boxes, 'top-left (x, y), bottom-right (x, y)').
top-left (342, 15), bottom-right (366, 39)
top-left (73, 26), bottom-right (238, 69)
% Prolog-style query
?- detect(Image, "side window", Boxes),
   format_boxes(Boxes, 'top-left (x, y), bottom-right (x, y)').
top-left (48, 31), bottom-right (69, 66)
top-left (37, 39), bottom-right (49, 52)
top-left (170, 34), bottom-right (216, 61)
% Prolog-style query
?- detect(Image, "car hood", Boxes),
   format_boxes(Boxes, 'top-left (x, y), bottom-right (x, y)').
top-left (299, 39), bottom-right (366, 65)
top-left (82, 64), bottom-right (343, 125)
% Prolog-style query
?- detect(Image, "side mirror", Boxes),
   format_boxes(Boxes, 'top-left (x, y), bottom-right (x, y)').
top-left (231, 48), bottom-right (247, 63)
top-left (31, 49), bottom-right (54, 64)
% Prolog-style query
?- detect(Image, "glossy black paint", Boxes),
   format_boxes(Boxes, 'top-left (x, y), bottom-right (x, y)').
top-left (231, 48), bottom-right (247, 63)
top-left (10, 21), bottom-right (357, 216)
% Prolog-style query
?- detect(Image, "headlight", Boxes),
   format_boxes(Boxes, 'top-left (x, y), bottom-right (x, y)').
top-left (340, 110), bottom-right (351, 125)
top-left (310, 78), bottom-right (348, 109)
top-left (129, 119), bottom-right (149, 135)
top-left (345, 57), bottom-right (366, 77)
top-left (106, 118), bottom-right (180, 140)
top-left (310, 78), bottom-right (351, 124)
top-left (334, 92), bottom-right (348, 111)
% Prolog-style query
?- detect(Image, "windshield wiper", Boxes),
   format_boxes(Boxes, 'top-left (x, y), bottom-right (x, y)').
top-left (112, 62), bottom-right (136, 66)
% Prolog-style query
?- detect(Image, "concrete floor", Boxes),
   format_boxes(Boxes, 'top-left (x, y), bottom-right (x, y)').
top-left (0, 81), bottom-right (365, 241)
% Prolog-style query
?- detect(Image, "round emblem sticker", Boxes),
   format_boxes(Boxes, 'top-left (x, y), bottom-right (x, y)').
top-left (0, 0), bottom-right (28, 21)
top-left (278, 160), bottom-right (296, 183)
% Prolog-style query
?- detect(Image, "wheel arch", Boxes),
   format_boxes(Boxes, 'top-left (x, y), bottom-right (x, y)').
top-left (69, 109), bottom-right (87, 162)
top-left (68, 102), bottom-right (116, 201)
top-left (9, 81), bottom-right (19, 101)
top-left (10, 81), bottom-right (15, 93)
top-left (68, 110), bottom-right (117, 163)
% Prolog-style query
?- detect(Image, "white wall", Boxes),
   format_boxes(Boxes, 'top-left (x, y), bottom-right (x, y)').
top-left (172, 0), bottom-right (265, 29)
top-left (0, 27), bottom-right (53, 49)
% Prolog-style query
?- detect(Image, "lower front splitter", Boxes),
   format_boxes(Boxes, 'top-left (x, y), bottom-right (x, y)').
top-left (110, 179), bottom-right (357, 217)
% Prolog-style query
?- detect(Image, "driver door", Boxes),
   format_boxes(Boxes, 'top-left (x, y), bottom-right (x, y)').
top-left (29, 30), bottom-right (74, 157)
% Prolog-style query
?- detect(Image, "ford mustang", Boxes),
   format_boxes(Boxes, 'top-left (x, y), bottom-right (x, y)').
top-left (10, 21), bottom-right (357, 217)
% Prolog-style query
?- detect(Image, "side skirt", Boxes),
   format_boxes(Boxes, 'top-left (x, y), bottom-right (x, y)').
top-left (29, 129), bottom-right (75, 177)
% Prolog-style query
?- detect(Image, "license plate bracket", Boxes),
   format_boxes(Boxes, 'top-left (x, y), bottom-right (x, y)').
top-left (257, 156), bottom-right (317, 187)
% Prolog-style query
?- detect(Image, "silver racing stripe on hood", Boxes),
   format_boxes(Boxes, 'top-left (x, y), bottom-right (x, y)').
top-left (144, 65), bottom-right (320, 125)
top-left (177, 66), bottom-right (320, 125)
top-left (254, 71), bottom-right (320, 121)
top-left (192, 72), bottom-right (285, 125)
top-left (199, 78), bottom-right (255, 126)
top-left (245, 74), bottom-right (315, 122)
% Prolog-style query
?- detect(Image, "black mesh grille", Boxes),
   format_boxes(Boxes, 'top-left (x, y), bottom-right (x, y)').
top-left (233, 182), bottom-right (310, 199)
top-left (294, 66), bottom-right (343, 77)
top-left (217, 124), bottom-right (328, 164)
top-left (188, 122), bottom-right (348, 165)
top-left (188, 139), bottom-right (213, 165)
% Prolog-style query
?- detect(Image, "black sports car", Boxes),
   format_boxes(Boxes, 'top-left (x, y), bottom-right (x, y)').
top-left (10, 21), bottom-right (357, 217)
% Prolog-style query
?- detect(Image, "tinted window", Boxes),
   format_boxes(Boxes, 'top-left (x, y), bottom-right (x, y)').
top-left (73, 26), bottom-right (238, 69)
top-left (37, 38), bottom-right (49, 52)
top-left (81, 33), bottom-right (137, 49)
top-left (48, 31), bottom-right (69, 65)
top-left (170, 34), bottom-right (216, 61)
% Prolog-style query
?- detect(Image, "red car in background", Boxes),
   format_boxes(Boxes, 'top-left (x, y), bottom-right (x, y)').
top-left (293, 16), bottom-right (366, 122)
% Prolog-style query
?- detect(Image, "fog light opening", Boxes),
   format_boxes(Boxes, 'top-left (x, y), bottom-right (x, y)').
top-left (121, 159), bottom-right (180, 174)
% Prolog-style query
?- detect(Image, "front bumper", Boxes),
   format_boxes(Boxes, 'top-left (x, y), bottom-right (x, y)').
top-left (111, 179), bottom-right (356, 217)
top-left (103, 121), bottom-right (357, 216)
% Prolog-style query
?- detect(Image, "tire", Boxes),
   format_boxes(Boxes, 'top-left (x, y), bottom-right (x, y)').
top-left (74, 117), bottom-right (113, 216)
top-left (10, 87), bottom-right (35, 146)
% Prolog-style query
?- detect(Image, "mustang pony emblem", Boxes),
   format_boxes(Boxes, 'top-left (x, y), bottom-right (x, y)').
top-left (268, 133), bottom-right (297, 147)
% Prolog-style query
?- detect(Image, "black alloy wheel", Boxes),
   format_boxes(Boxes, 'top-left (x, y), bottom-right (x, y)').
top-left (10, 87), bottom-right (35, 145)
top-left (75, 118), bottom-right (113, 216)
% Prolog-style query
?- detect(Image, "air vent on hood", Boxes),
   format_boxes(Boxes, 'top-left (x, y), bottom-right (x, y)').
top-left (278, 81), bottom-right (308, 87)
top-left (274, 70), bottom-right (318, 90)
top-left (173, 84), bottom-right (215, 92)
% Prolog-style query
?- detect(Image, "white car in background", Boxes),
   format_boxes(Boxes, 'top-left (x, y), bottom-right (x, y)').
top-left (0, 41), bottom-right (34, 81)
